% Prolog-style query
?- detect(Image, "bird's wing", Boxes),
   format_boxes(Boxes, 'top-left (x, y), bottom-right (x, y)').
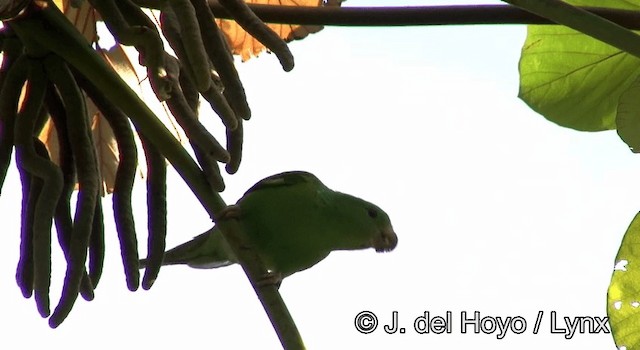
top-left (242, 171), bottom-right (321, 197)
top-left (140, 228), bottom-right (235, 269)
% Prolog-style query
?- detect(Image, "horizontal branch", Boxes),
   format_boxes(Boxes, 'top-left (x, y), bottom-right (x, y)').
top-left (130, 1), bottom-right (640, 28)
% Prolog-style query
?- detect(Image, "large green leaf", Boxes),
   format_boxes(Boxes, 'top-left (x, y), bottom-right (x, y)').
top-left (519, 0), bottom-right (640, 131)
top-left (617, 76), bottom-right (640, 152)
top-left (608, 212), bottom-right (640, 349)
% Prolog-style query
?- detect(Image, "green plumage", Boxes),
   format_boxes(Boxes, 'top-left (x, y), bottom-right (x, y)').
top-left (140, 171), bottom-right (397, 278)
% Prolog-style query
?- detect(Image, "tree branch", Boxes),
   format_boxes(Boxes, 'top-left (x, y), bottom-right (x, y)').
top-left (125, 2), bottom-right (640, 29)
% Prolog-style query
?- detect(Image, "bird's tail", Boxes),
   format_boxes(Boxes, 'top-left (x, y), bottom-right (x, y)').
top-left (139, 228), bottom-right (235, 269)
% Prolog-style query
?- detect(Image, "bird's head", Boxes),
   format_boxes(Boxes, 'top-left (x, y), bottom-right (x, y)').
top-left (331, 193), bottom-right (398, 253)
top-left (371, 224), bottom-right (398, 253)
top-left (363, 205), bottom-right (398, 253)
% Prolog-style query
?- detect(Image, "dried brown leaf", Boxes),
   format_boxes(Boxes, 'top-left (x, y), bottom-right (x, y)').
top-left (53, 0), bottom-right (98, 44)
top-left (216, 0), bottom-right (326, 62)
top-left (91, 113), bottom-right (118, 195)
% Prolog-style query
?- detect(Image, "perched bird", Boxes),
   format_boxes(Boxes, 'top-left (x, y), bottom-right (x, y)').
top-left (140, 171), bottom-right (397, 281)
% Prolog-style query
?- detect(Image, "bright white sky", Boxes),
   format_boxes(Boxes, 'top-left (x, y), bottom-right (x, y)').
top-left (0, 0), bottom-right (634, 349)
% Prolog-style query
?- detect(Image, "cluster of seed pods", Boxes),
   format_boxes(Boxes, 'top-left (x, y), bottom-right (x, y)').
top-left (0, 0), bottom-right (293, 327)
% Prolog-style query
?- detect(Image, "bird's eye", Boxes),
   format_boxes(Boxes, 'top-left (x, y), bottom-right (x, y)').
top-left (367, 207), bottom-right (378, 218)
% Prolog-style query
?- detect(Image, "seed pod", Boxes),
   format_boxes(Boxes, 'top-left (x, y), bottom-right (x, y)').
top-left (14, 59), bottom-right (63, 317)
top-left (73, 68), bottom-right (140, 292)
top-left (16, 160), bottom-right (37, 298)
top-left (177, 66), bottom-right (226, 192)
top-left (166, 0), bottom-right (211, 92)
top-left (190, 0), bottom-right (248, 121)
top-left (0, 45), bottom-right (25, 194)
top-left (201, 80), bottom-right (237, 131)
top-left (178, 65), bottom-right (200, 113)
top-left (217, 0), bottom-right (294, 72)
top-left (139, 134), bottom-right (167, 290)
top-left (44, 82), bottom-right (95, 301)
top-left (89, 195), bottom-right (105, 289)
top-left (45, 56), bottom-right (100, 328)
top-left (163, 55), bottom-right (230, 164)
top-left (225, 118), bottom-right (243, 174)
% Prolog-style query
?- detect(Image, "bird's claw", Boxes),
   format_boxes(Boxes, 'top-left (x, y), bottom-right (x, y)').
top-left (218, 204), bottom-right (241, 221)
top-left (256, 271), bottom-right (283, 289)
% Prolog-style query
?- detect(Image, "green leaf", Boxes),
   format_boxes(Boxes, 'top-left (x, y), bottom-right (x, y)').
top-left (519, 0), bottom-right (640, 131)
top-left (608, 212), bottom-right (640, 349)
top-left (617, 76), bottom-right (640, 152)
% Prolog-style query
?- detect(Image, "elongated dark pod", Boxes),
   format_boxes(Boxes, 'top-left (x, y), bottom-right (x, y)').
top-left (190, 0), bottom-right (250, 120)
top-left (1, 55), bottom-right (28, 295)
top-left (88, 0), bottom-right (170, 99)
top-left (163, 92), bottom-right (227, 190)
top-left (151, 29), bottom-right (234, 183)
top-left (160, 11), bottom-right (237, 179)
top-left (73, 69), bottom-right (140, 292)
top-left (217, 0), bottom-right (294, 72)
top-left (44, 83), bottom-right (95, 300)
top-left (112, 0), bottom-right (174, 101)
top-left (178, 56), bottom-right (238, 134)
top-left (0, 39), bottom-right (24, 194)
top-left (165, 91), bottom-right (229, 164)
top-left (160, 5), bottom-right (250, 121)
top-left (16, 158), bottom-right (37, 298)
top-left (159, 8), bottom-right (197, 84)
top-left (200, 80), bottom-right (237, 131)
top-left (225, 118), bottom-right (242, 174)
top-left (31, 137), bottom-right (54, 298)
top-left (161, 55), bottom-right (230, 164)
top-left (14, 59), bottom-right (63, 318)
top-left (192, 145), bottom-right (225, 192)
top-left (45, 55), bottom-right (100, 328)
top-left (116, 0), bottom-right (158, 31)
top-left (179, 65), bottom-right (200, 112)
top-left (139, 133), bottom-right (167, 290)
top-left (165, 0), bottom-right (211, 92)
top-left (178, 66), bottom-right (226, 192)
top-left (89, 193), bottom-right (105, 288)
top-left (17, 89), bottom-right (63, 301)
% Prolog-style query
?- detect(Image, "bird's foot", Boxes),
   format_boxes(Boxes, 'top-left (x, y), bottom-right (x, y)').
top-left (217, 204), bottom-right (241, 221)
top-left (256, 271), bottom-right (283, 289)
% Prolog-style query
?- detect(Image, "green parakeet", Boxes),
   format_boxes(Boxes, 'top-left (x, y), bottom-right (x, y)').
top-left (140, 171), bottom-right (397, 279)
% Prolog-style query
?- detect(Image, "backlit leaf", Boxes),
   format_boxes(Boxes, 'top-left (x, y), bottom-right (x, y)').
top-left (608, 212), bottom-right (640, 349)
top-left (519, 0), bottom-right (640, 131)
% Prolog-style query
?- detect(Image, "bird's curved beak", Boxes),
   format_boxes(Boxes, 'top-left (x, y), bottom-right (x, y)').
top-left (373, 226), bottom-right (398, 252)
